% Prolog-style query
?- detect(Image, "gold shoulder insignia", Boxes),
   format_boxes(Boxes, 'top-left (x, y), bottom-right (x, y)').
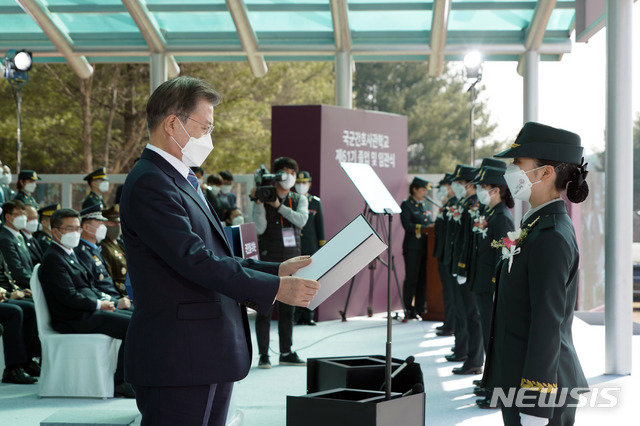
top-left (520, 378), bottom-right (558, 394)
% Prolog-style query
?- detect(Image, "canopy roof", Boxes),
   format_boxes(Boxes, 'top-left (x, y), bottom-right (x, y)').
top-left (1, 0), bottom-right (575, 77)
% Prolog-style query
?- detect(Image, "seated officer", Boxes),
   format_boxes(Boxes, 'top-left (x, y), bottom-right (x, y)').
top-left (1, 164), bottom-right (16, 202)
top-left (34, 204), bottom-right (60, 253)
top-left (13, 170), bottom-right (41, 208)
top-left (22, 204), bottom-right (44, 266)
top-left (39, 208), bottom-right (134, 397)
top-left (100, 205), bottom-right (129, 297)
top-left (82, 168), bottom-right (109, 210)
top-left (0, 200), bottom-right (35, 288)
top-left (75, 205), bottom-right (131, 310)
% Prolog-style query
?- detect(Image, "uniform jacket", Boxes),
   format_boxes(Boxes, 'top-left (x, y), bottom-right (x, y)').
top-left (454, 195), bottom-right (481, 278)
top-left (484, 200), bottom-right (588, 419)
top-left (400, 197), bottom-right (432, 253)
top-left (82, 191), bottom-right (105, 210)
top-left (447, 194), bottom-right (477, 274)
top-left (300, 194), bottom-right (325, 256)
top-left (14, 190), bottom-right (38, 208)
top-left (0, 226), bottom-right (34, 288)
top-left (468, 202), bottom-right (514, 293)
top-left (99, 238), bottom-right (128, 296)
top-left (433, 197), bottom-right (457, 261)
top-left (33, 231), bottom-right (53, 254)
top-left (38, 243), bottom-right (101, 325)
top-left (75, 239), bottom-right (123, 300)
top-left (23, 232), bottom-right (43, 266)
top-left (120, 148), bottom-right (281, 387)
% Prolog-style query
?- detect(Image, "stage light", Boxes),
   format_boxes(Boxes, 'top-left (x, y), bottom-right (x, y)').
top-left (463, 51), bottom-right (483, 79)
top-left (13, 50), bottom-right (32, 71)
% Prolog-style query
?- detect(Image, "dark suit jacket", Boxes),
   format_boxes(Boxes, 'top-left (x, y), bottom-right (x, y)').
top-left (469, 202), bottom-right (514, 293)
top-left (38, 243), bottom-right (101, 325)
top-left (23, 232), bottom-right (43, 266)
top-left (484, 200), bottom-right (588, 419)
top-left (120, 148), bottom-right (280, 387)
top-left (0, 227), bottom-right (34, 288)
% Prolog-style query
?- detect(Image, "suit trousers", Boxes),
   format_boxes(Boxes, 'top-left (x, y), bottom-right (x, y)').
top-left (6, 299), bottom-right (40, 358)
top-left (402, 249), bottom-right (427, 315)
top-left (133, 382), bottom-right (234, 426)
top-left (0, 302), bottom-right (29, 367)
top-left (455, 283), bottom-right (484, 369)
top-left (474, 291), bottom-right (494, 353)
top-left (438, 261), bottom-right (456, 331)
top-left (446, 271), bottom-right (468, 357)
top-left (256, 301), bottom-right (294, 356)
top-left (501, 405), bottom-right (577, 426)
top-left (54, 309), bottom-right (130, 383)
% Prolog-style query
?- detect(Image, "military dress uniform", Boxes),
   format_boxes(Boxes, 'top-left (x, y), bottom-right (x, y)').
top-left (433, 173), bottom-right (457, 333)
top-left (82, 168), bottom-right (108, 210)
top-left (13, 170), bottom-right (41, 208)
top-left (400, 177), bottom-right (433, 319)
top-left (482, 122), bottom-right (589, 425)
top-left (34, 204), bottom-right (60, 254)
top-left (294, 171), bottom-right (325, 325)
top-left (100, 205), bottom-right (128, 297)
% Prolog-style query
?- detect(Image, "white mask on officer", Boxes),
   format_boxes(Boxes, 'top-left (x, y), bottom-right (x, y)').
top-left (451, 182), bottom-right (467, 199)
top-left (94, 224), bottom-right (107, 243)
top-left (476, 187), bottom-right (492, 206)
top-left (436, 186), bottom-right (448, 201)
top-left (231, 216), bottom-right (245, 226)
top-left (503, 164), bottom-right (545, 202)
top-left (220, 185), bottom-right (232, 194)
top-left (24, 182), bottom-right (37, 194)
top-left (211, 186), bottom-right (221, 195)
top-left (0, 174), bottom-right (10, 185)
top-left (171, 118), bottom-right (214, 167)
top-left (25, 219), bottom-right (39, 234)
top-left (295, 183), bottom-right (310, 195)
top-left (98, 181), bottom-right (109, 193)
top-left (279, 173), bottom-right (296, 190)
top-left (60, 231), bottom-right (81, 249)
top-left (13, 214), bottom-right (27, 230)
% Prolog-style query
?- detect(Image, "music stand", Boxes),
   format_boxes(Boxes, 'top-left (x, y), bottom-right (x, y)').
top-left (338, 162), bottom-right (401, 400)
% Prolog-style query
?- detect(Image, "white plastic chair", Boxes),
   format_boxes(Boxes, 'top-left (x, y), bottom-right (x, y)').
top-left (30, 264), bottom-right (121, 398)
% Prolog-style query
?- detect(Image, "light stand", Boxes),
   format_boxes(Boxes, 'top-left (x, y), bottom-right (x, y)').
top-left (464, 51), bottom-right (483, 165)
top-left (384, 207), bottom-right (393, 400)
top-left (12, 86), bottom-right (23, 172)
top-left (3, 50), bottom-right (32, 171)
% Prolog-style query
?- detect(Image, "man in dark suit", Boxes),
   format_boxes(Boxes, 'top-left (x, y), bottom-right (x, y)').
top-left (0, 200), bottom-right (35, 288)
top-left (22, 204), bottom-right (44, 266)
top-left (38, 208), bottom-right (134, 398)
top-left (120, 76), bottom-right (319, 426)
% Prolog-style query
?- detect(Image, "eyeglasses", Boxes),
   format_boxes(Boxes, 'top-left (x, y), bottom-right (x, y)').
top-left (56, 226), bottom-right (82, 232)
top-left (185, 116), bottom-right (215, 136)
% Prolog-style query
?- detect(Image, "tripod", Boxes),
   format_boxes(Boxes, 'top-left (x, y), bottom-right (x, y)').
top-left (339, 203), bottom-right (404, 322)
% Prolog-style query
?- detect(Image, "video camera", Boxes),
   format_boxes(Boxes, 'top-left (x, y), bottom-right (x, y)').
top-left (251, 165), bottom-right (287, 204)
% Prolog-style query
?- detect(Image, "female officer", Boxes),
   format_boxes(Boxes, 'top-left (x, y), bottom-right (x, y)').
top-left (483, 122), bottom-right (589, 426)
top-left (400, 177), bottom-right (432, 321)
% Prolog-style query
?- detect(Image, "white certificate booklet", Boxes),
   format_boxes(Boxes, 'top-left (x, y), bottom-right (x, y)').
top-left (293, 214), bottom-right (387, 310)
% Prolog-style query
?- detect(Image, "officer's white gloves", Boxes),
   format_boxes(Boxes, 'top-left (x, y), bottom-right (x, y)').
top-left (457, 276), bottom-right (467, 285)
top-left (520, 413), bottom-right (549, 426)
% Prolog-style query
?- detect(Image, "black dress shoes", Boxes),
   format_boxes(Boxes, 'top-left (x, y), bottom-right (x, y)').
top-left (452, 365), bottom-right (483, 375)
top-left (23, 361), bottom-right (41, 377)
top-left (435, 324), bottom-right (446, 331)
top-left (473, 379), bottom-right (482, 386)
top-left (476, 397), bottom-right (498, 409)
top-left (2, 367), bottom-right (37, 384)
top-left (474, 386), bottom-right (490, 397)
top-left (436, 329), bottom-right (455, 336)
top-left (445, 353), bottom-right (467, 362)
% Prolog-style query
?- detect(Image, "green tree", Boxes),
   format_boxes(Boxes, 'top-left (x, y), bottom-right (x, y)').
top-left (354, 62), bottom-right (499, 173)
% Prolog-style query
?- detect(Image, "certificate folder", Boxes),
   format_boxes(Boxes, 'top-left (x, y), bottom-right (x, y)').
top-left (293, 215), bottom-right (388, 310)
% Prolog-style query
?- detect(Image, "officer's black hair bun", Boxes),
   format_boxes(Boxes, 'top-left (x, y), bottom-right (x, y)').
top-left (566, 158), bottom-right (589, 204)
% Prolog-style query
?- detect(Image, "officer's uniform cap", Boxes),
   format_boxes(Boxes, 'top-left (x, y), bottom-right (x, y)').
top-left (411, 177), bottom-right (431, 190)
top-left (18, 170), bottom-right (41, 181)
top-left (472, 166), bottom-right (507, 186)
top-left (480, 158), bottom-right (506, 170)
top-left (80, 204), bottom-right (107, 221)
top-left (296, 171), bottom-right (312, 183)
top-left (494, 122), bottom-right (583, 165)
top-left (84, 167), bottom-right (108, 183)
top-left (38, 203), bottom-right (61, 218)
top-left (452, 165), bottom-right (477, 182)
top-left (102, 205), bottom-right (120, 222)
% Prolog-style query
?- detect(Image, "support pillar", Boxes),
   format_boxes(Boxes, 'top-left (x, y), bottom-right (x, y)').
top-left (335, 51), bottom-right (353, 108)
top-left (150, 53), bottom-right (168, 93)
top-left (605, 0), bottom-right (633, 375)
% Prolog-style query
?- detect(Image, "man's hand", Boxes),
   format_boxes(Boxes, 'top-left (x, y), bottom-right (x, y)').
top-left (23, 288), bottom-right (32, 297)
top-left (250, 187), bottom-right (261, 204)
top-left (117, 297), bottom-right (131, 310)
top-left (276, 276), bottom-right (320, 308)
top-left (10, 290), bottom-right (25, 300)
top-left (279, 256), bottom-right (312, 277)
top-left (0, 288), bottom-right (6, 303)
top-left (100, 301), bottom-right (116, 311)
top-left (267, 197), bottom-right (281, 209)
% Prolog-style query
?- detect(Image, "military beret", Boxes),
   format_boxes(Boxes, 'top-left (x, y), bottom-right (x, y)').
top-left (480, 158), bottom-right (506, 170)
top-left (38, 203), bottom-right (61, 218)
top-left (102, 205), bottom-right (120, 222)
top-left (452, 165), bottom-right (477, 182)
top-left (79, 204), bottom-right (107, 221)
top-left (18, 170), bottom-right (41, 181)
top-left (494, 122), bottom-right (583, 165)
top-left (296, 171), bottom-right (312, 182)
top-left (411, 177), bottom-right (431, 190)
top-left (84, 167), bottom-right (108, 183)
top-left (472, 166), bottom-right (507, 186)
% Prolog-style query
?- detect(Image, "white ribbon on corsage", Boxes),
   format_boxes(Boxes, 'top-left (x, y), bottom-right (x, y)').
top-left (501, 229), bottom-right (523, 273)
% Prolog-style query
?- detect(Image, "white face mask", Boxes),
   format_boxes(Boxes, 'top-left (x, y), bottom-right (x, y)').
top-left (24, 182), bottom-right (37, 194)
top-left (93, 224), bottom-right (107, 243)
top-left (220, 185), bottom-right (232, 194)
top-left (25, 219), bottom-right (39, 234)
top-left (13, 214), bottom-right (27, 230)
top-left (211, 186), bottom-right (221, 195)
top-left (451, 182), bottom-right (467, 199)
top-left (1, 174), bottom-right (11, 185)
top-left (171, 118), bottom-right (214, 167)
top-left (279, 173), bottom-right (296, 190)
top-left (98, 181), bottom-right (109, 193)
top-left (504, 164), bottom-right (545, 202)
top-left (60, 231), bottom-right (81, 249)
top-left (436, 186), bottom-right (448, 201)
top-left (295, 183), bottom-right (310, 195)
top-left (231, 216), bottom-right (245, 226)
top-left (476, 187), bottom-right (492, 206)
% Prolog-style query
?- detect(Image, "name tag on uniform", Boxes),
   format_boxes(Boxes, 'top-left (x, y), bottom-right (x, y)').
top-left (282, 227), bottom-right (296, 248)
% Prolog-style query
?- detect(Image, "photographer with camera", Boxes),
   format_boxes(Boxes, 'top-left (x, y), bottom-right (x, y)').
top-left (251, 157), bottom-right (309, 369)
